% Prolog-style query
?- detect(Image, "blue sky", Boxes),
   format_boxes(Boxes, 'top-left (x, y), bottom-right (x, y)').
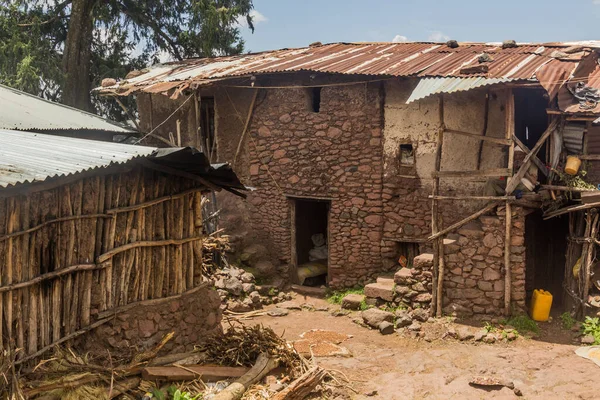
top-left (239, 0), bottom-right (600, 52)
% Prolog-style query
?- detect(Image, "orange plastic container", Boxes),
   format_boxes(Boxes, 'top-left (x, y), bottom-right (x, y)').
top-left (565, 156), bottom-right (582, 176)
top-left (529, 289), bottom-right (553, 322)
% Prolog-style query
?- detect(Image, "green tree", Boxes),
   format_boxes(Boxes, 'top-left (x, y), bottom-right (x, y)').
top-left (0, 0), bottom-right (254, 117)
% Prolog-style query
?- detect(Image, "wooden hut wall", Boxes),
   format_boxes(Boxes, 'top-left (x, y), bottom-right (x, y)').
top-left (0, 165), bottom-right (205, 357)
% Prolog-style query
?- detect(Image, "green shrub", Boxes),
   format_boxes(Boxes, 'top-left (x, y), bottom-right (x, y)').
top-left (560, 312), bottom-right (576, 330)
top-left (326, 287), bottom-right (364, 304)
top-left (582, 317), bottom-right (600, 344)
top-left (503, 314), bottom-right (539, 335)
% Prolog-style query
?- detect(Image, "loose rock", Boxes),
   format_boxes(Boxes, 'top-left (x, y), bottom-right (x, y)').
top-left (361, 308), bottom-right (394, 328)
top-left (378, 321), bottom-right (395, 335)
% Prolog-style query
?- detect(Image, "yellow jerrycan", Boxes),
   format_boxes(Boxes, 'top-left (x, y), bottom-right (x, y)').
top-left (529, 289), bottom-right (552, 322)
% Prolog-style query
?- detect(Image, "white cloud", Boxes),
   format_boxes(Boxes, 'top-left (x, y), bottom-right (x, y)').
top-left (392, 35), bottom-right (409, 43)
top-left (428, 31), bottom-right (450, 42)
top-left (593, 0), bottom-right (600, 4)
top-left (236, 10), bottom-right (268, 29)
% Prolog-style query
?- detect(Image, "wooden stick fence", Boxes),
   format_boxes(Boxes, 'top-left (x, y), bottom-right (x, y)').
top-left (0, 166), bottom-right (208, 358)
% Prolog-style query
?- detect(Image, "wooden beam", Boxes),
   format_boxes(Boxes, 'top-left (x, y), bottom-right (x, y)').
top-left (141, 365), bottom-right (249, 381)
top-left (505, 118), bottom-right (559, 194)
top-left (0, 264), bottom-right (100, 294)
top-left (579, 155), bottom-right (600, 160)
top-left (444, 129), bottom-right (511, 146)
top-left (428, 202), bottom-right (502, 241)
top-left (433, 168), bottom-right (511, 178)
top-left (96, 236), bottom-right (203, 263)
top-left (540, 185), bottom-right (597, 192)
top-left (512, 134), bottom-right (548, 177)
top-left (543, 201), bottom-right (600, 219)
top-left (429, 195), bottom-right (516, 201)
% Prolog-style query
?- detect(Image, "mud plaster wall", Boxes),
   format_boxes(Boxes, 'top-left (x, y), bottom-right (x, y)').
top-left (443, 206), bottom-right (526, 319)
top-left (83, 284), bottom-right (222, 353)
top-left (381, 80), bottom-right (509, 269)
top-left (213, 80), bottom-right (385, 288)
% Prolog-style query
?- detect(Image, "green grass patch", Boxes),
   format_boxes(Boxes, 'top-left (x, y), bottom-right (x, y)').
top-left (560, 312), bottom-right (577, 330)
top-left (582, 316), bottom-right (600, 344)
top-left (502, 314), bottom-right (539, 335)
top-left (326, 287), bottom-right (364, 305)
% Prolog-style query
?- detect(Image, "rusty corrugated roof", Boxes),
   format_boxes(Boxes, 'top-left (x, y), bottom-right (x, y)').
top-left (97, 42), bottom-right (599, 97)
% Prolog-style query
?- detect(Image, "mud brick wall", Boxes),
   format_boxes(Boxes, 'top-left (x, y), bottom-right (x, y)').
top-left (443, 206), bottom-right (526, 319)
top-left (84, 284), bottom-right (222, 353)
top-left (237, 82), bottom-right (385, 288)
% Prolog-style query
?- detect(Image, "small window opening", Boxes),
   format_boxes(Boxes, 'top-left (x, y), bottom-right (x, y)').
top-left (200, 97), bottom-right (216, 156)
top-left (310, 87), bottom-right (321, 113)
top-left (399, 144), bottom-right (415, 166)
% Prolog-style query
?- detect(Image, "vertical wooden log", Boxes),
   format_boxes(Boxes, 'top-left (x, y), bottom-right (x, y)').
top-left (5, 198), bottom-right (17, 346)
top-left (176, 194), bottom-right (185, 294)
top-left (432, 94), bottom-right (445, 318)
top-left (192, 192), bottom-right (203, 285)
top-left (185, 192), bottom-right (194, 289)
top-left (26, 196), bottom-right (38, 354)
top-left (504, 203), bottom-right (513, 316)
top-left (0, 199), bottom-right (5, 350)
top-left (106, 175), bottom-right (122, 310)
top-left (504, 89), bottom-right (515, 316)
top-left (15, 198), bottom-right (26, 352)
top-left (582, 211), bottom-right (599, 316)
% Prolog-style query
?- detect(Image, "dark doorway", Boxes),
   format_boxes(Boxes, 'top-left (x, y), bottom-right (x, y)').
top-left (514, 88), bottom-right (549, 162)
top-left (293, 198), bottom-right (330, 286)
top-left (525, 211), bottom-right (569, 308)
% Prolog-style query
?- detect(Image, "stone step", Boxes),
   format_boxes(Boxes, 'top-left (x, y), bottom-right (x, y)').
top-left (376, 276), bottom-right (395, 285)
top-left (364, 279), bottom-right (395, 302)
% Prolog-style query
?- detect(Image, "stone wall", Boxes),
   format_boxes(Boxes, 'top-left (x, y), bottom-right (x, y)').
top-left (381, 80), bottom-right (510, 270)
top-left (84, 284), bottom-right (222, 353)
top-left (443, 206), bottom-right (526, 319)
top-left (239, 81), bottom-right (385, 287)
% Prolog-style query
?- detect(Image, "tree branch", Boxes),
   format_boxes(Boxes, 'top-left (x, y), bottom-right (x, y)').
top-left (117, 1), bottom-right (183, 61)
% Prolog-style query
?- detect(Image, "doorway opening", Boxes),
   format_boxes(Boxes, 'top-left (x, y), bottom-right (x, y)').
top-left (525, 211), bottom-right (569, 309)
top-left (292, 198), bottom-right (330, 287)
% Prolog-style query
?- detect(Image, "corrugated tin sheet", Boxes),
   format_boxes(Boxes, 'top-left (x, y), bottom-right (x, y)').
top-left (0, 130), bottom-right (246, 194)
top-left (406, 77), bottom-right (511, 103)
top-left (563, 122), bottom-right (585, 154)
top-left (98, 42), bottom-right (598, 96)
top-left (0, 129), bottom-right (155, 187)
top-left (0, 84), bottom-right (134, 133)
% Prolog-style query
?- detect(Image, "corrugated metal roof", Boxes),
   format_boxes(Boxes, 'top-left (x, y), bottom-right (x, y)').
top-left (97, 41), bottom-right (598, 96)
top-left (0, 84), bottom-right (134, 133)
top-left (0, 129), bottom-right (155, 188)
top-left (406, 77), bottom-right (511, 103)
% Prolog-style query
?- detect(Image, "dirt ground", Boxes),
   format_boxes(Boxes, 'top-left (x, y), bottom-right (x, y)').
top-left (232, 295), bottom-right (599, 400)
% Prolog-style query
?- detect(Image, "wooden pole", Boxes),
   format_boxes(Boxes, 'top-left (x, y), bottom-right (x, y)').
top-left (504, 203), bottom-right (512, 316)
top-left (582, 211), bottom-right (599, 316)
top-left (233, 89), bottom-right (259, 168)
top-left (432, 94), bottom-right (444, 317)
top-left (504, 89), bottom-right (515, 316)
top-left (428, 202), bottom-right (502, 241)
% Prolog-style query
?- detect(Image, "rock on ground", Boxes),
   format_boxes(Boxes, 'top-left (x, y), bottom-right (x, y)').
top-left (341, 294), bottom-right (365, 310)
top-left (379, 321), bottom-right (395, 335)
top-left (361, 308), bottom-right (394, 329)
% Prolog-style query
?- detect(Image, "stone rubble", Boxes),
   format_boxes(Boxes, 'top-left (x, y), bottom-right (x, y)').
top-left (211, 265), bottom-right (292, 312)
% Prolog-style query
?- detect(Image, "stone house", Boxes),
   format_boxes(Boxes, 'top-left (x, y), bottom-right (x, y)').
top-left (100, 41), bottom-right (600, 318)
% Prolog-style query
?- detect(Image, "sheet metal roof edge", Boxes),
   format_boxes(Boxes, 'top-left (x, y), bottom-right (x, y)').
top-left (0, 84), bottom-right (136, 133)
top-left (95, 41), bottom-right (600, 94)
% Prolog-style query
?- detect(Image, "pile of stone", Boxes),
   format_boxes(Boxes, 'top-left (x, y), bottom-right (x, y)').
top-left (361, 252), bottom-right (433, 311)
top-left (358, 307), bottom-right (431, 335)
top-left (213, 266), bottom-right (291, 313)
